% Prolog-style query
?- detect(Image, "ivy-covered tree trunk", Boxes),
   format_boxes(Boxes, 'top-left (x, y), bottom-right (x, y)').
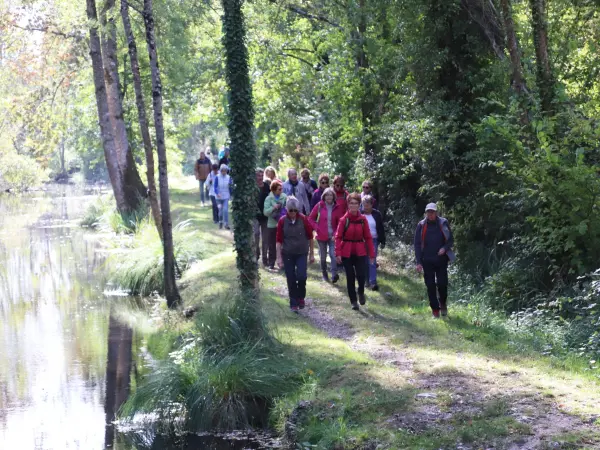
top-left (86, 0), bottom-right (128, 212)
top-left (143, 0), bottom-right (181, 308)
top-left (221, 0), bottom-right (259, 295)
top-left (529, 0), bottom-right (555, 115)
top-left (120, 0), bottom-right (163, 239)
top-left (100, 0), bottom-right (146, 213)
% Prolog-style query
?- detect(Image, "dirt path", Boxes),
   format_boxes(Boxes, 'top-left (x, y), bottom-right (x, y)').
top-left (268, 272), bottom-right (600, 449)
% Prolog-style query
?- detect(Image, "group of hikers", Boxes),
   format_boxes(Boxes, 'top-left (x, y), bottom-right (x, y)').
top-left (195, 149), bottom-right (454, 318)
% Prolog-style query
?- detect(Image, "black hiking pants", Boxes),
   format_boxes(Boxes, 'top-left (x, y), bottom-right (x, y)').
top-left (422, 258), bottom-right (448, 311)
top-left (342, 255), bottom-right (367, 305)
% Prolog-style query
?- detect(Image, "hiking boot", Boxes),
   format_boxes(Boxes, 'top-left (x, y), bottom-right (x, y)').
top-left (322, 271), bottom-right (329, 282)
top-left (290, 306), bottom-right (300, 313)
top-left (432, 309), bottom-right (441, 319)
top-left (332, 274), bottom-right (339, 284)
top-left (219, 223), bottom-right (223, 229)
top-left (298, 298), bottom-right (306, 310)
top-left (224, 225), bottom-right (231, 230)
top-left (351, 302), bottom-right (360, 311)
top-left (371, 284), bottom-right (379, 292)
top-left (441, 307), bottom-right (448, 317)
top-left (358, 293), bottom-right (366, 305)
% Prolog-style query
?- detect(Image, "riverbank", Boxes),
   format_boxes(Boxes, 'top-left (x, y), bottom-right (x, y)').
top-left (147, 187), bottom-right (600, 449)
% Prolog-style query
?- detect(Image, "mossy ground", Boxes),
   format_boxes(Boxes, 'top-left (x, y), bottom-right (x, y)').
top-left (151, 186), bottom-right (600, 449)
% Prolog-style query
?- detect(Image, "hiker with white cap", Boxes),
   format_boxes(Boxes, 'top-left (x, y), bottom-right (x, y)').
top-left (214, 164), bottom-right (232, 229)
top-left (414, 202), bottom-right (455, 318)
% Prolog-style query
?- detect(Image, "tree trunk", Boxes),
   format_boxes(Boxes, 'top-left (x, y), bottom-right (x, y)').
top-left (529, 0), bottom-right (555, 114)
top-left (100, 0), bottom-right (147, 212)
top-left (499, 0), bottom-right (528, 96)
top-left (143, 0), bottom-right (181, 308)
top-left (86, 0), bottom-right (128, 212)
top-left (121, 0), bottom-right (163, 239)
top-left (221, 0), bottom-right (260, 295)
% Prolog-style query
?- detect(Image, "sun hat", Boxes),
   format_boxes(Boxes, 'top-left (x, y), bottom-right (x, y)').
top-left (425, 202), bottom-right (437, 212)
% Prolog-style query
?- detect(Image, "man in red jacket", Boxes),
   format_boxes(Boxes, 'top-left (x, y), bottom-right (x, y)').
top-left (335, 193), bottom-right (375, 310)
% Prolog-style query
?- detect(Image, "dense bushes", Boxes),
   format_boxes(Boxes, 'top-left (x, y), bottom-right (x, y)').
top-left (0, 152), bottom-right (48, 191)
top-left (121, 294), bottom-right (302, 431)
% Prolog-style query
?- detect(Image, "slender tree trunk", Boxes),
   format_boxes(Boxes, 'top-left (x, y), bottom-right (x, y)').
top-left (143, 0), bottom-right (181, 307)
top-left (221, 0), bottom-right (260, 295)
top-left (529, 0), bottom-right (555, 114)
top-left (120, 0), bottom-right (163, 239)
top-left (86, 0), bottom-right (128, 212)
top-left (499, 0), bottom-right (528, 96)
top-left (100, 0), bottom-right (147, 212)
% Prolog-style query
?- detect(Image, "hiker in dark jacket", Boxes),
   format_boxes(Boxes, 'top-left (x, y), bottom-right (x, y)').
top-left (254, 168), bottom-right (271, 266)
top-left (414, 202), bottom-right (455, 318)
top-left (361, 195), bottom-right (385, 291)
top-left (276, 197), bottom-right (315, 312)
top-left (310, 173), bottom-right (330, 209)
top-left (194, 150), bottom-right (212, 206)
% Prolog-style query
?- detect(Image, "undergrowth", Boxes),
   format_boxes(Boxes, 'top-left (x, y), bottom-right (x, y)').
top-left (121, 294), bottom-right (304, 432)
top-left (80, 193), bottom-right (149, 233)
top-left (108, 220), bottom-right (204, 296)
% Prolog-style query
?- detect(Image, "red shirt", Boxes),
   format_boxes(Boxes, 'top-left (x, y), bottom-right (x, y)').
top-left (335, 212), bottom-right (375, 258)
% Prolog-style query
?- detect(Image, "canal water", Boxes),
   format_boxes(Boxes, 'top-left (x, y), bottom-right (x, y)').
top-left (0, 185), bottom-right (278, 450)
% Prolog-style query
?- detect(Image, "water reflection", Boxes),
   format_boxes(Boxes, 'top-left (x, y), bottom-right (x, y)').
top-left (0, 185), bottom-right (136, 450)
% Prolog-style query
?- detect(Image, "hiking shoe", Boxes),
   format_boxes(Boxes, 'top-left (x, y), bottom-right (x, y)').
top-left (219, 223), bottom-right (223, 229)
top-left (351, 302), bottom-right (360, 311)
top-left (290, 306), bottom-right (300, 313)
top-left (298, 298), bottom-right (305, 309)
top-left (322, 272), bottom-right (329, 282)
top-left (224, 225), bottom-right (231, 230)
top-left (358, 293), bottom-right (366, 305)
top-left (432, 309), bottom-right (441, 319)
top-left (332, 274), bottom-right (339, 284)
top-left (441, 307), bottom-right (448, 317)
top-left (371, 284), bottom-right (379, 291)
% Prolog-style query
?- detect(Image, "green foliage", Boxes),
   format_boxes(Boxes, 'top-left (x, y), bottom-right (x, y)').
top-left (80, 194), bottom-right (149, 233)
top-left (0, 152), bottom-right (48, 191)
top-left (121, 294), bottom-right (302, 431)
top-left (108, 220), bottom-right (203, 296)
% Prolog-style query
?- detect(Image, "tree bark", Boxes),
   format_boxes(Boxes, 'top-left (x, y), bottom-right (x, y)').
top-left (499, 0), bottom-right (527, 96)
top-left (121, 0), bottom-right (163, 239)
top-left (529, 0), bottom-right (555, 114)
top-left (143, 0), bottom-right (181, 307)
top-left (100, 0), bottom-right (147, 212)
top-left (86, 0), bottom-right (128, 212)
top-left (221, 0), bottom-right (260, 295)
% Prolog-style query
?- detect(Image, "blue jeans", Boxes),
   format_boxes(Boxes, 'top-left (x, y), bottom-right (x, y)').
top-left (317, 239), bottom-right (337, 276)
top-left (217, 198), bottom-right (229, 225)
top-left (283, 253), bottom-right (307, 308)
top-left (199, 180), bottom-right (206, 203)
top-left (367, 238), bottom-right (379, 285)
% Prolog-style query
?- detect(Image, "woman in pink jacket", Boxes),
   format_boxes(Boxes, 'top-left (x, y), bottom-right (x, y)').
top-left (309, 187), bottom-right (343, 283)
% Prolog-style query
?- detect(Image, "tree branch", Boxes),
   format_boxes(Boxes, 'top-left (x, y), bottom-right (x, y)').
top-left (280, 3), bottom-right (343, 30)
top-left (280, 52), bottom-right (317, 69)
top-left (8, 22), bottom-right (84, 41)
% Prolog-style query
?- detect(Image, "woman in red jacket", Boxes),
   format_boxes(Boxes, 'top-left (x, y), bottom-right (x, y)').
top-left (335, 193), bottom-right (375, 310)
top-left (333, 175), bottom-right (349, 213)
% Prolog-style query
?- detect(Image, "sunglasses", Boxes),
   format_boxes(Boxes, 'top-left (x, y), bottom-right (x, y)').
top-left (334, 184), bottom-right (342, 187)
top-left (320, 180), bottom-right (329, 185)
top-left (363, 186), bottom-right (371, 189)
top-left (288, 208), bottom-right (298, 212)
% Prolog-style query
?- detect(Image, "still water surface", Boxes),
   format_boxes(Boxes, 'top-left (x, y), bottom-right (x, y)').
top-left (0, 184), bottom-right (140, 449)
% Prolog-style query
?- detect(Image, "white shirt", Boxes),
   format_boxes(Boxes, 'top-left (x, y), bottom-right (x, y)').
top-left (208, 172), bottom-right (218, 196)
top-left (365, 213), bottom-right (377, 239)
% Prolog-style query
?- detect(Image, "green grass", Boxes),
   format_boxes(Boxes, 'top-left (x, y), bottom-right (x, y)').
top-left (123, 185), bottom-right (600, 449)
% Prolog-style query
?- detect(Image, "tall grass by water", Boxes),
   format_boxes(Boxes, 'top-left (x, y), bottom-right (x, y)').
top-left (121, 294), bottom-right (303, 431)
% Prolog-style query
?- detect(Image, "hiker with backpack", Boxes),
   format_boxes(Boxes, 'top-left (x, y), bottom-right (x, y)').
top-left (300, 168), bottom-right (318, 203)
top-left (310, 173), bottom-right (330, 209)
top-left (276, 196), bottom-right (315, 312)
top-left (207, 163), bottom-right (219, 224)
top-left (214, 164), bottom-right (232, 230)
top-left (194, 149), bottom-right (212, 207)
top-left (361, 195), bottom-right (385, 291)
top-left (335, 193), bottom-right (376, 311)
top-left (283, 168), bottom-right (311, 215)
top-left (263, 180), bottom-right (287, 270)
top-left (333, 175), bottom-right (349, 213)
top-left (414, 202), bottom-right (455, 318)
top-left (255, 168), bottom-right (271, 265)
top-left (309, 187), bottom-right (343, 284)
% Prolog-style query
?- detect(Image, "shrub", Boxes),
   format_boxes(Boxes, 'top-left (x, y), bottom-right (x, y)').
top-left (108, 220), bottom-right (204, 296)
top-left (80, 194), bottom-right (149, 233)
top-left (121, 295), bottom-right (302, 431)
top-left (0, 152), bottom-right (48, 191)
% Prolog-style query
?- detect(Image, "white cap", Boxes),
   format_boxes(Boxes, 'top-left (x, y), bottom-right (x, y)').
top-left (425, 202), bottom-right (437, 212)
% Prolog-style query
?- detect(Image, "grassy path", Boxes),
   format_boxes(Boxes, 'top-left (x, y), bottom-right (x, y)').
top-left (170, 187), bottom-right (600, 449)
